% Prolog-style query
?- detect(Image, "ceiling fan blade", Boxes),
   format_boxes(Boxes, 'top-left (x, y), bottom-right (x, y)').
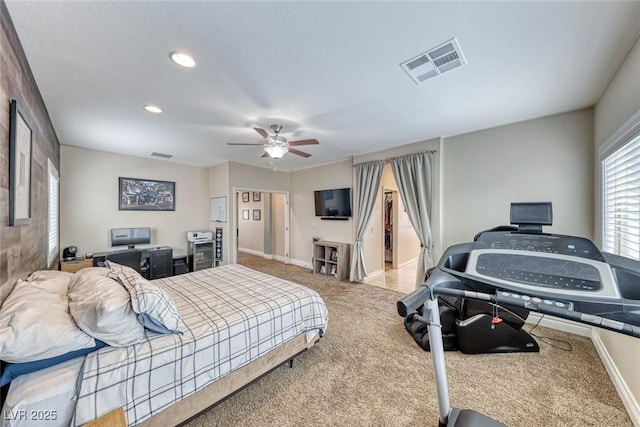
top-left (253, 127), bottom-right (269, 139)
top-left (287, 138), bottom-right (319, 146)
top-left (261, 152), bottom-right (270, 158)
top-left (287, 148), bottom-right (311, 158)
top-left (227, 142), bottom-right (265, 146)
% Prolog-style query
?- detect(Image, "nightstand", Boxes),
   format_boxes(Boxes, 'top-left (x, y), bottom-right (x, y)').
top-left (60, 258), bottom-right (93, 273)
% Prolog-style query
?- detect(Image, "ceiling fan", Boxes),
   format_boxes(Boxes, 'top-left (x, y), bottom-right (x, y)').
top-left (227, 124), bottom-right (319, 159)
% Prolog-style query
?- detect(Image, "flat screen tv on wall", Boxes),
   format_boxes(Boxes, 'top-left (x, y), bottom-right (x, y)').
top-left (314, 188), bottom-right (352, 219)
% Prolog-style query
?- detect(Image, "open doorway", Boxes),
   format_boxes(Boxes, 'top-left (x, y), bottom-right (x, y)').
top-left (383, 189), bottom-right (398, 271)
top-left (375, 163), bottom-right (421, 292)
top-left (233, 189), bottom-right (289, 267)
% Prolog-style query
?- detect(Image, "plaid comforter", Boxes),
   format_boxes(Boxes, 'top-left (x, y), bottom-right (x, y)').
top-left (73, 265), bottom-right (329, 426)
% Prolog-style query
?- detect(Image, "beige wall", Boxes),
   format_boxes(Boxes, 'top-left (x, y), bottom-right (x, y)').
top-left (237, 191), bottom-right (265, 254)
top-left (228, 161), bottom-right (290, 192)
top-left (208, 161), bottom-right (230, 263)
top-left (289, 159), bottom-right (353, 267)
top-left (60, 146), bottom-right (210, 256)
top-left (271, 193), bottom-right (286, 259)
top-left (442, 109), bottom-right (594, 247)
top-left (593, 35), bottom-right (640, 420)
top-left (595, 36), bottom-right (640, 152)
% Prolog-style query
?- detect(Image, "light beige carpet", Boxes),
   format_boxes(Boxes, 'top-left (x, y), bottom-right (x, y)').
top-left (185, 254), bottom-right (631, 427)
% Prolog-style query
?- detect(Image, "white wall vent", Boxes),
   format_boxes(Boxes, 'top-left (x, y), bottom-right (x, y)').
top-left (151, 152), bottom-right (173, 159)
top-left (400, 38), bottom-right (467, 84)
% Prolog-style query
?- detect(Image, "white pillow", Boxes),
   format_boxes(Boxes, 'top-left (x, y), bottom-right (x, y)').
top-left (74, 267), bottom-right (110, 277)
top-left (0, 280), bottom-right (96, 363)
top-left (107, 262), bottom-right (186, 334)
top-left (68, 274), bottom-right (146, 347)
top-left (27, 270), bottom-right (73, 292)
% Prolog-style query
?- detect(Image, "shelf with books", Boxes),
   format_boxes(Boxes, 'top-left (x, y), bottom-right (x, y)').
top-left (312, 240), bottom-right (350, 281)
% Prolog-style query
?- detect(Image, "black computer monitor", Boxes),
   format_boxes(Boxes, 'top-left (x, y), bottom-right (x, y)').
top-left (110, 227), bottom-right (151, 249)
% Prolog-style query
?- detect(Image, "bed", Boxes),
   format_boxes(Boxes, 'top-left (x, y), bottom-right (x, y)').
top-left (0, 264), bottom-right (328, 426)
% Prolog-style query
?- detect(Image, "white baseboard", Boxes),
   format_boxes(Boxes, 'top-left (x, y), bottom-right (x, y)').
top-left (289, 258), bottom-right (312, 269)
top-left (363, 268), bottom-right (384, 282)
top-left (398, 257), bottom-right (418, 270)
top-left (525, 313), bottom-right (591, 337)
top-left (238, 248), bottom-right (263, 257)
top-left (591, 330), bottom-right (640, 426)
top-left (239, 249), bottom-right (291, 263)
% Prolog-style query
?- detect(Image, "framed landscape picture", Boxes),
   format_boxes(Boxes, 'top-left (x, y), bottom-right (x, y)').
top-left (119, 177), bottom-right (175, 211)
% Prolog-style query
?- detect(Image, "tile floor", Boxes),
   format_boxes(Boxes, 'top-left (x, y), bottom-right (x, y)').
top-left (365, 259), bottom-right (419, 294)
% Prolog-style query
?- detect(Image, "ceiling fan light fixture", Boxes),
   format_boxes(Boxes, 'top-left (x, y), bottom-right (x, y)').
top-left (264, 145), bottom-right (288, 159)
top-left (268, 134), bottom-right (287, 144)
top-left (169, 51), bottom-right (196, 68)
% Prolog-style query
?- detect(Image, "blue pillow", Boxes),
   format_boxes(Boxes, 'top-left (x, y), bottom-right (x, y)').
top-left (0, 340), bottom-right (107, 386)
top-left (137, 313), bottom-right (176, 334)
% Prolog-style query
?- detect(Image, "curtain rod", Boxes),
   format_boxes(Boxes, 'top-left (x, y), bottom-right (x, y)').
top-left (353, 150), bottom-right (437, 167)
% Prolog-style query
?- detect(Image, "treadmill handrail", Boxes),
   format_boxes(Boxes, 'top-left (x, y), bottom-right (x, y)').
top-left (398, 274), bottom-right (640, 339)
top-left (397, 269), bottom-right (462, 317)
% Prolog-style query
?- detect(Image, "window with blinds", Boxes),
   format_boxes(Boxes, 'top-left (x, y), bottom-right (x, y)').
top-left (602, 133), bottom-right (640, 260)
top-left (47, 159), bottom-right (59, 266)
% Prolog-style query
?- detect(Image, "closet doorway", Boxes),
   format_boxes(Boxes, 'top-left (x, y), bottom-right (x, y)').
top-left (233, 189), bottom-right (289, 266)
top-left (379, 162), bottom-right (421, 275)
top-left (383, 188), bottom-right (399, 270)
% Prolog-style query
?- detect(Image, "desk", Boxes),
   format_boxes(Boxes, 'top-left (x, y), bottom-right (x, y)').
top-left (61, 258), bottom-right (93, 273)
top-left (93, 247), bottom-right (173, 280)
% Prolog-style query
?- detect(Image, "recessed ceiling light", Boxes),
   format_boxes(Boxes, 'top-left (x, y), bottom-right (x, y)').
top-left (169, 51), bottom-right (196, 68)
top-left (144, 105), bottom-right (162, 114)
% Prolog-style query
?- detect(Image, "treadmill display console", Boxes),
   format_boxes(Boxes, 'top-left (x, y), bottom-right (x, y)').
top-left (465, 232), bottom-right (620, 299)
top-left (474, 232), bottom-right (605, 262)
top-left (475, 253), bottom-right (602, 291)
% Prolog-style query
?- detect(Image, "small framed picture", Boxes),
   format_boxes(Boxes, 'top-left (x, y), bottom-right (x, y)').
top-left (253, 192), bottom-right (261, 202)
top-left (253, 209), bottom-right (261, 221)
top-left (242, 192), bottom-right (249, 203)
top-left (242, 209), bottom-right (249, 220)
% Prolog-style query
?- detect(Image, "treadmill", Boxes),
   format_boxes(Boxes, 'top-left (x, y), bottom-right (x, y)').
top-left (397, 202), bottom-right (640, 427)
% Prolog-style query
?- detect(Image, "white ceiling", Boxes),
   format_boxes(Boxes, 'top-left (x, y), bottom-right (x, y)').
top-left (6, 1), bottom-right (640, 171)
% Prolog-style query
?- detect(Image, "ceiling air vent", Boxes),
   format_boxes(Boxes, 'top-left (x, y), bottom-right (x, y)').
top-left (400, 38), bottom-right (467, 84)
top-left (151, 152), bottom-right (173, 159)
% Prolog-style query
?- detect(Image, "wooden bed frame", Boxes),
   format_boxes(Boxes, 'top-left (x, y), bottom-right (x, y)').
top-left (1, 333), bottom-right (319, 426)
top-left (139, 332), bottom-right (320, 426)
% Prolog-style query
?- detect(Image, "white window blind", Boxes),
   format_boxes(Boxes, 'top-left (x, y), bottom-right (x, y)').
top-left (47, 160), bottom-right (59, 266)
top-left (602, 133), bottom-right (640, 260)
